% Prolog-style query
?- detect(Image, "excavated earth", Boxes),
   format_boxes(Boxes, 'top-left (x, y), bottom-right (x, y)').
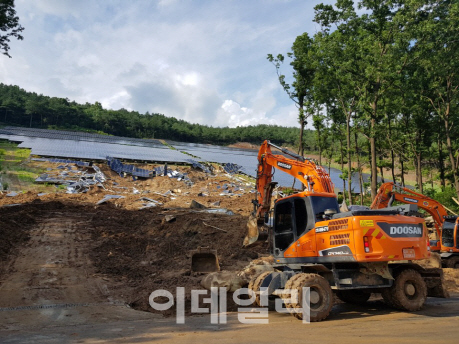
top-left (0, 164), bottom-right (269, 320)
top-left (1, 161), bottom-right (459, 341)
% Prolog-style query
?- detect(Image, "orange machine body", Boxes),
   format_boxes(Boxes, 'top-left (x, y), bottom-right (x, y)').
top-left (271, 192), bottom-right (430, 265)
top-left (371, 182), bottom-right (459, 254)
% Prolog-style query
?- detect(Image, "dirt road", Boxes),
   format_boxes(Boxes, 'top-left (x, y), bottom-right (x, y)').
top-left (1, 296), bottom-right (459, 343)
top-left (0, 212), bottom-right (110, 308)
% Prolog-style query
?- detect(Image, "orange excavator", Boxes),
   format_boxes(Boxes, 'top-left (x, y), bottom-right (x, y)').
top-left (244, 141), bottom-right (447, 321)
top-left (371, 182), bottom-right (459, 268)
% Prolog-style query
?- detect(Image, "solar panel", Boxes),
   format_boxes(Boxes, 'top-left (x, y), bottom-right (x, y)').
top-left (0, 126), bottom-right (370, 191)
top-left (107, 157), bottom-right (153, 178)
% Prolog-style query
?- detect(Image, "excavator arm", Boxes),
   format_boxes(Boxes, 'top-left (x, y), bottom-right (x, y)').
top-left (243, 140), bottom-right (335, 246)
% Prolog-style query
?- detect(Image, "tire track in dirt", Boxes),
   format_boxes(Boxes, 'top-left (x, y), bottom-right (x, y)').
top-left (0, 212), bottom-right (114, 308)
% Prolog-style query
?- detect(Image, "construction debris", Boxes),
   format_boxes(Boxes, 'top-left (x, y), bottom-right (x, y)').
top-left (190, 199), bottom-right (207, 209)
top-left (189, 160), bottom-right (213, 174)
top-left (223, 163), bottom-right (242, 174)
top-left (32, 158), bottom-right (90, 166)
top-left (97, 195), bottom-right (125, 205)
top-left (35, 163), bottom-right (107, 194)
top-left (107, 157), bottom-right (153, 178)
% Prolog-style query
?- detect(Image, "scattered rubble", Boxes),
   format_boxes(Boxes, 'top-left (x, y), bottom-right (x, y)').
top-left (200, 256), bottom-right (275, 292)
top-left (97, 194), bottom-right (125, 205)
top-left (35, 164), bottom-right (107, 194)
top-left (107, 157), bottom-right (153, 178)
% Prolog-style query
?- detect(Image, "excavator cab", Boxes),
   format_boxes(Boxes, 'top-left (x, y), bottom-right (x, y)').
top-left (271, 194), bottom-right (339, 257)
top-left (442, 217), bottom-right (459, 249)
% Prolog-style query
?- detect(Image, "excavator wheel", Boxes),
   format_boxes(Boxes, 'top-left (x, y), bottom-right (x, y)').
top-left (248, 271), bottom-right (272, 307)
top-left (446, 256), bottom-right (459, 269)
top-left (335, 290), bottom-right (371, 305)
top-left (381, 288), bottom-right (397, 308)
top-left (282, 273), bottom-right (333, 322)
top-left (382, 269), bottom-right (427, 312)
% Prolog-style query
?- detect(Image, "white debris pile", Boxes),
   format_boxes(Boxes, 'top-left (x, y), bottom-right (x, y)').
top-left (35, 164), bottom-right (107, 194)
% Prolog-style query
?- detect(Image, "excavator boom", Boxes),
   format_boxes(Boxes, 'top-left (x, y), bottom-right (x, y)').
top-left (243, 140), bottom-right (335, 246)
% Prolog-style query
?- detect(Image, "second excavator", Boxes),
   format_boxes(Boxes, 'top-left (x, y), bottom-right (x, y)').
top-left (371, 182), bottom-right (459, 268)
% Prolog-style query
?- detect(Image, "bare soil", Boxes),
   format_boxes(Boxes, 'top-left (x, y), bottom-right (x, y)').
top-left (0, 164), bottom-right (267, 318)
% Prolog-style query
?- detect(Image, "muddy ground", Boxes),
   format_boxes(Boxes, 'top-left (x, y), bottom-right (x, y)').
top-left (0, 162), bottom-right (270, 317)
top-left (1, 160), bottom-right (459, 336)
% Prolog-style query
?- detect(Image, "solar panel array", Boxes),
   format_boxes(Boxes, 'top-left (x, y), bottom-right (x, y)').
top-left (32, 158), bottom-right (90, 166)
top-left (0, 126), bottom-right (368, 190)
top-left (166, 140), bottom-right (259, 177)
top-left (1, 126), bottom-right (165, 148)
top-left (0, 127), bottom-right (190, 163)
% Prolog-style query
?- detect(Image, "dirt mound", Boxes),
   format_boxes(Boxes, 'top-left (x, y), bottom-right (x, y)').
top-left (0, 199), bottom-right (265, 315)
top-left (443, 268), bottom-right (459, 294)
top-left (88, 203), bottom-right (265, 313)
top-left (0, 203), bottom-right (38, 265)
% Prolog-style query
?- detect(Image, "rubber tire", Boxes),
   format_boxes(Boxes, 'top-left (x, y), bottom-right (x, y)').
top-left (382, 269), bottom-right (427, 311)
top-left (248, 271), bottom-right (272, 306)
top-left (282, 273), bottom-right (333, 322)
top-left (381, 288), bottom-right (397, 308)
top-left (335, 290), bottom-right (371, 305)
top-left (446, 256), bottom-right (459, 269)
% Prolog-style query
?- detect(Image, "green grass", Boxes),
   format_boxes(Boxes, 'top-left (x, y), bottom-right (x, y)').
top-left (0, 141), bottom-right (48, 191)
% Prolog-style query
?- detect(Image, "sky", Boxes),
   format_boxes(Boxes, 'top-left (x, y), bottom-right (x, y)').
top-left (1, 0), bottom-right (333, 128)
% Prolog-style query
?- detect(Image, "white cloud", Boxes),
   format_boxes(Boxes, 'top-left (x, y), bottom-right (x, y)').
top-left (3, 0), bottom-right (334, 129)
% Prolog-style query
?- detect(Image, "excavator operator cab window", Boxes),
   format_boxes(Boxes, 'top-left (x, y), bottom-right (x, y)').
top-left (275, 202), bottom-right (293, 233)
top-left (309, 196), bottom-right (340, 222)
top-left (442, 221), bottom-right (455, 248)
top-left (294, 199), bottom-right (308, 237)
top-left (274, 201), bottom-right (294, 251)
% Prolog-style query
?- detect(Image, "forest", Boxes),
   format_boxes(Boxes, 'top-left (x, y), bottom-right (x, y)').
top-left (0, 83), bottom-right (309, 147)
top-left (268, 0), bottom-right (459, 203)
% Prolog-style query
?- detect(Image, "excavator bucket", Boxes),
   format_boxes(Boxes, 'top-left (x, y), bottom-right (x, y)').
top-left (190, 247), bottom-right (220, 273)
top-left (422, 268), bottom-right (450, 298)
top-left (243, 214), bottom-right (260, 247)
top-left (243, 214), bottom-right (269, 247)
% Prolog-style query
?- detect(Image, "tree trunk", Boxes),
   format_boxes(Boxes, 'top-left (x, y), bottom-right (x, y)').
top-left (390, 149), bottom-right (396, 183)
top-left (445, 115), bottom-right (459, 199)
top-left (387, 118), bottom-right (396, 183)
top-left (370, 125), bottom-right (378, 199)
top-left (298, 101), bottom-right (305, 156)
top-left (355, 131), bottom-right (364, 205)
top-left (317, 123), bottom-right (322, 166)
top-left (346, 112), bottom-right (352, 204)
top-left (340, 135), bottom-right (345, 202)
top-left (438, 135), bottom-right (445, 189)
top-left (369, 96), bottom-right (379, 200)
top-left (416, 152), bottom-right (423, 193)
top-left (379, 161), bottom-right (385, 184)
top-left (399, 153), bottom-right (405, 187)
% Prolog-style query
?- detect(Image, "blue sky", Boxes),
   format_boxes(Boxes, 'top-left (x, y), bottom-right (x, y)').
top-left (1, 0), bottom-right (333, 128)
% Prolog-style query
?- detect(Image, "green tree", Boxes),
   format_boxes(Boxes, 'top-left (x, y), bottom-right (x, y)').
top-left (0, 0), bottom-right (24, 57)
top-left (417, 0), bottom-right (459, 198)
top-left (267, 33), bottom-right (316, 156)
